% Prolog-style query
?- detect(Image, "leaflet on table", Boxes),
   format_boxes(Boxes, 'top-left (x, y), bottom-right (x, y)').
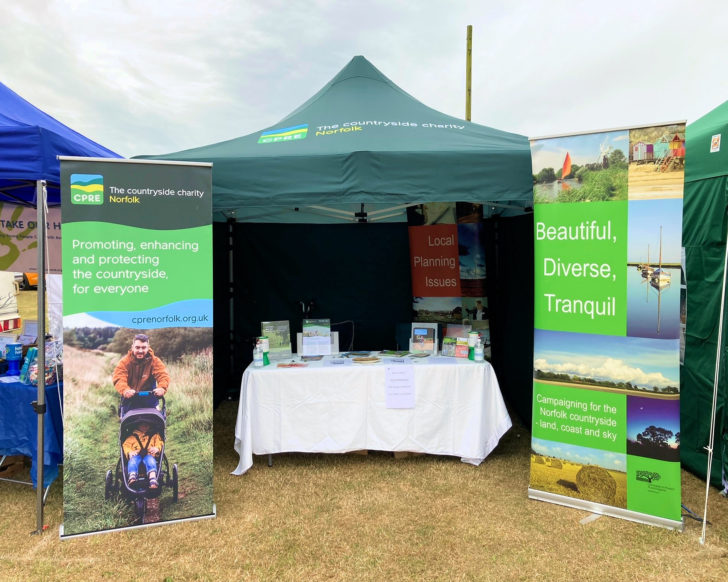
top-left (17, 320), bottom-right (38, 345)
top-left (379, 350), bottom-right (409, 357)
top-left (441, 337), bottom-right (456, 357)
top-left (302, 318), bottom-right (331, 356)
top-left (385, 364), bottom-right (415, 408)
top-left (323, 358), bottom-right (353, 367)
top-left (455, 337), bottom-right (469, 358)
top-left (260, 320), bottom-right (292, 360)
top-left (411, 322), bottom-right (437, 354)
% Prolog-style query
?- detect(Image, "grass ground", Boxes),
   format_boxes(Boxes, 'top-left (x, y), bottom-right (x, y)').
top-left (3, 290), bottom-right (727, 580)
top-left (1, 401), bottom-right (727, 582)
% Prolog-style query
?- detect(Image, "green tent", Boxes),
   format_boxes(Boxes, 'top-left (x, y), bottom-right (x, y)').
top-left (145, 55), bottom-right (532, 221)
top-left (143, 56), bottom-right (535, 417)
top-left (682, 100), bottom-right (728, 492)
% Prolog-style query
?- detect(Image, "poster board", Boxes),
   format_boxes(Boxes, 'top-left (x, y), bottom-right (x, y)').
top-left (59, 158), bottom-right (215, 537)
top-left (529, 124), bottom-right (684, 530)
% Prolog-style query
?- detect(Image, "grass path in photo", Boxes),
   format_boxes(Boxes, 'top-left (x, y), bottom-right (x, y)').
top-left (62, 345), bottom-right (213, 534)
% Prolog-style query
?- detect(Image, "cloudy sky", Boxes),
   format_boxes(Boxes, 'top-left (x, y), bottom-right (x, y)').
top-left (534, 329), bottom-right (679, 388)
top-left (2, 1), bottom-right (726, 158)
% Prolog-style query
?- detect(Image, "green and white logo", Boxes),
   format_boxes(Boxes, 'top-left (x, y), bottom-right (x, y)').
top-left (258, 124), bottom-right (308, 144)
top-left (70, 174), bottom-right (103, 205)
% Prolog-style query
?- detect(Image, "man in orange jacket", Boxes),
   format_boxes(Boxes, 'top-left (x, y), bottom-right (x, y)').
top-left (113, 333), bottom-right (170, 414)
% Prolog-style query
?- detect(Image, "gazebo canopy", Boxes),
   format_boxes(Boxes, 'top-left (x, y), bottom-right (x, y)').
top-left (145, 56), bottom-right (532, 222)
top-left (0, 81), bottom-right (119, 206)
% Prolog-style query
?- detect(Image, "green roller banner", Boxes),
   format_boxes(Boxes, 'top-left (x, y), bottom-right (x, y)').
top-left (529, 125), bottom-right (684, 529)
top-left (59, 158), bottom-right (215, 537)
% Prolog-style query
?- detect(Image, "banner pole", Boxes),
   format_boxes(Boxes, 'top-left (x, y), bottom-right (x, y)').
top-left (700, 227), bottom-right (728, 544)
top-left (33, 180), bottom-right (48, 535)
top-left (465, 25), bottom-right (472, 121)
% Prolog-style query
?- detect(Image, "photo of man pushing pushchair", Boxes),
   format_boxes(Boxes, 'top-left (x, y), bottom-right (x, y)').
top-left (105, 333), bottom-right (178, 522)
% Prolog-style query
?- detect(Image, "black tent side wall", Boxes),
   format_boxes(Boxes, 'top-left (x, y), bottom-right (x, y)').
top-left (485, 214), bottom-right (534, 425)
top-left (213, 221), bottom-right (233, 405)
top-left (212, 216), bottom-right (535, 424)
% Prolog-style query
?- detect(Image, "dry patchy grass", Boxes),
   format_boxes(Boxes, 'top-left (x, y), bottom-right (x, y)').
top-left (1, 403), bottom-right (727, 581)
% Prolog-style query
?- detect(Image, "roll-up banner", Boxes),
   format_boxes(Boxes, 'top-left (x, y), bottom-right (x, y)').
top-left (59, 158), bottom-right (215, 538)
top-left (529, 125), bottom-right (685, 530)
top-left (407, 203), bottom-right (491, 356)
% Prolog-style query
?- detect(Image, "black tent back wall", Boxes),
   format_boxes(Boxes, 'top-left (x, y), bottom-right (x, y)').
top-left (230, 222), bottom-right (413, 360)
top-left (212, 217), bottom-right (535, 420)
top-left (485, 214), bottom-right (534, 425)
top-left (212, 221), bottom-right (234, 404)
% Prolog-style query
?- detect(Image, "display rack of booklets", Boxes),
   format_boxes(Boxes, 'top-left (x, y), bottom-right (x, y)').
top-left (410, 322), bottom-right (437, 355)
top-left (301, 318), bottom-right (331, 356)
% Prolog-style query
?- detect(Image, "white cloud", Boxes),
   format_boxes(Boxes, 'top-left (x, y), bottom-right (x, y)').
top-left (1, 0), bottom-right (727, 157)
top-left (535, 356), bottom-right (676, 388)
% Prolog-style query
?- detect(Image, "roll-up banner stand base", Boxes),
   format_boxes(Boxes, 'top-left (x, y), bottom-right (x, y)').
top-left (528, 490), bottom-right (684, 531)
top-left (60, 505), bottom-right (217, 540)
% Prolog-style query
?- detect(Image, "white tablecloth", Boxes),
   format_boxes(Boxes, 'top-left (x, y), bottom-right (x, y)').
top-left (232, 356), bottom-right (512, 474)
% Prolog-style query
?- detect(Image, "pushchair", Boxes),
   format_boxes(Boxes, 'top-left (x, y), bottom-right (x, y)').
top-left (105, 392), bottom-right (178, 522)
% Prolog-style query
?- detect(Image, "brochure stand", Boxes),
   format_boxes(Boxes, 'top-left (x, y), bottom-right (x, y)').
top-left (410, 323), bottom-right (438, 355)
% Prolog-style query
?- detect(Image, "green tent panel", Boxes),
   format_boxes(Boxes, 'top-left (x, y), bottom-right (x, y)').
top-left (143, 56), bottom-right (532, 221)
top-left (682, 99), bottom-right (728, 491)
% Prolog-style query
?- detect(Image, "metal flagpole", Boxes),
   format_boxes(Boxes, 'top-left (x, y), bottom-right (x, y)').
top-left (465, 25), bottom-right (472, 122)
top-left (32, 179), bottom-right (48, 535)
top-left (700, 226), bottom-right (728, 544)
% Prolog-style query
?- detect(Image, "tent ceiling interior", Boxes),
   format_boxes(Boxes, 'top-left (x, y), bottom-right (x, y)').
top-left (145, 56), bottom-right (535, 419)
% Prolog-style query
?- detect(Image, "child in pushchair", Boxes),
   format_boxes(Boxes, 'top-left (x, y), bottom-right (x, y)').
top-left (105, 393), bottom-right (179, 520)
top-left (123, 418), bottom-right (163, 488)
top-left (118, 400), bottom-right (168, 496)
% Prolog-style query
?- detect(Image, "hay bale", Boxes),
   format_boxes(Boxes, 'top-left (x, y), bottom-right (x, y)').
top-left (534, 455), bottom-right (546, 464)
top-left (576, 465), bottom-right (616, 504)
top-left (550, 459), bottom-right (562, 469)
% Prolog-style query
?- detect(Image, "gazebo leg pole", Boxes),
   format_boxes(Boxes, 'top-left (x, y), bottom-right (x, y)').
top-left (32, 179), bottom-right (48, 535)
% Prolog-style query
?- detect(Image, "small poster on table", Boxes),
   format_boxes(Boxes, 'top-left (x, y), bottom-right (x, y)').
top-left (410, 322), bottom-right (437, 354)
top-left (261, 320), bottom-right (292, 360)
top-left (302, 318), bottom-right (331, 356)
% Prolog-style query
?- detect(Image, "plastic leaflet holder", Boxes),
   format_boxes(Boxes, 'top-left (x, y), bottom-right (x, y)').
top-left (20, 340), bottom-right (62, 385)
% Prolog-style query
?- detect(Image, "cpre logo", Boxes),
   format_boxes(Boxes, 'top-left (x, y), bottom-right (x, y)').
top-left (70, 174), bottom-right (104, 205)
top-left (258, 124), bottom-right (308, 144)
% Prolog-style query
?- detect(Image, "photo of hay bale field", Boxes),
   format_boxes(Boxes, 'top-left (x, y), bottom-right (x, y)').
top-left (530, 453), bottom-right (627, 508)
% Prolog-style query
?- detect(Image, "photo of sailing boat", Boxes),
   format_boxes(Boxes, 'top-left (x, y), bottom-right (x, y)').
top-left (627, 199), bottom-right (682, 339)
top-left (531, 130), bottom-right (629, 204)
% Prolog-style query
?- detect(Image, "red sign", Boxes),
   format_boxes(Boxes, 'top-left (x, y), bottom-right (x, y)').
top-left (408, 224), bottom-right (461, 297)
